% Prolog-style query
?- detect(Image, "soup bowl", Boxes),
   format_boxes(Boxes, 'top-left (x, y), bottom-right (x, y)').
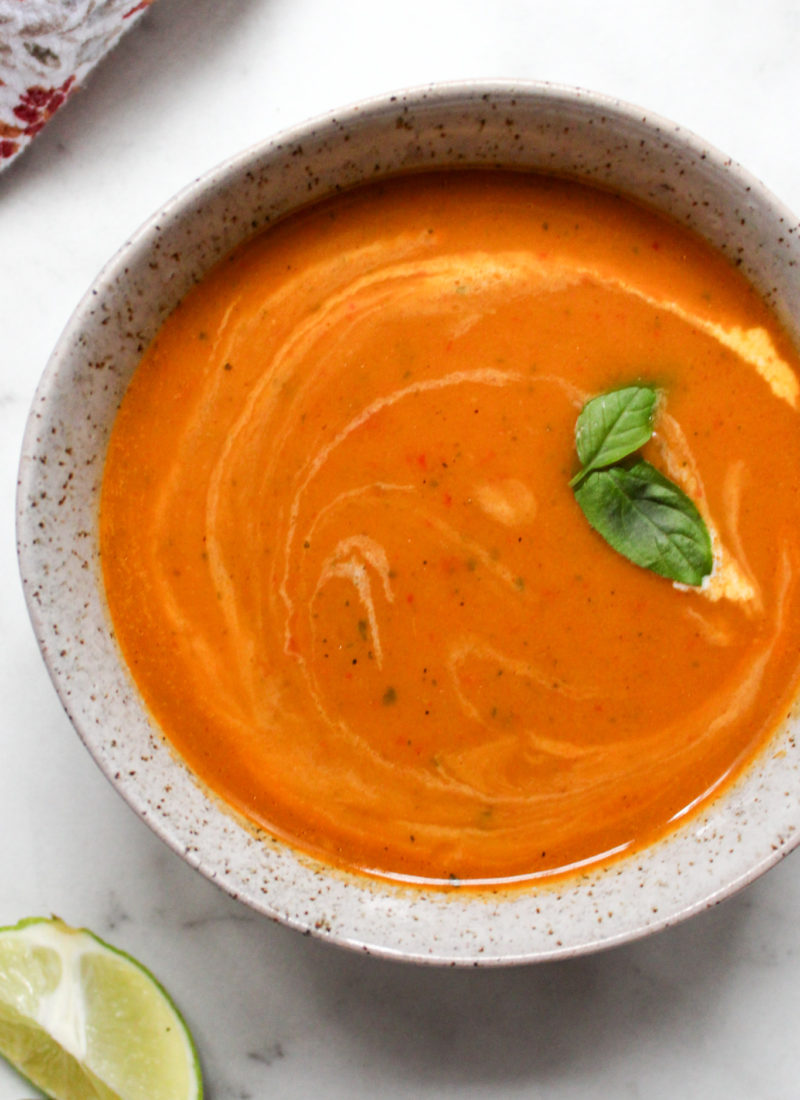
top-left (16, 80), bottom-right (800, 965)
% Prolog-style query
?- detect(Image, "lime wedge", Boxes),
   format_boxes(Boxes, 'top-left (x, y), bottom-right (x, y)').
top-left (0, 916), bottom-right (202, 1100)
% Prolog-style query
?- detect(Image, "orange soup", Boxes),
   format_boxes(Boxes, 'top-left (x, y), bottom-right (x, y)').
top-left (100, 171), bottom-right (800, 885)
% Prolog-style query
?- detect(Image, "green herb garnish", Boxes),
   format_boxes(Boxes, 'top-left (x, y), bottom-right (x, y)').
top-left (570, 385), bottom-right (658, 487)
top-left (571, 385), bottom-right (713, 586)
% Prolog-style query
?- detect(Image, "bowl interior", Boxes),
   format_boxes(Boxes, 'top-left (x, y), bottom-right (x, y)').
top-left (17, 81), bottom-right (800, 964)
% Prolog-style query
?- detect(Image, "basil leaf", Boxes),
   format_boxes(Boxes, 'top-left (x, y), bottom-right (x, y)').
top-left (570, 385), bottom-right (657, 486)
top-left (573, 460), bottom-right (713, 586)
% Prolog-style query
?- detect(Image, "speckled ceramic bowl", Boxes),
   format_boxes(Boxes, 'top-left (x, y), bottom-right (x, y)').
top-left (17, 81), bottom-right (800, 965)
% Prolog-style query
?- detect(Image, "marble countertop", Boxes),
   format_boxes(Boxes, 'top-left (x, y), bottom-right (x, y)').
top-left (3, 1), bottom-right (800, 1096)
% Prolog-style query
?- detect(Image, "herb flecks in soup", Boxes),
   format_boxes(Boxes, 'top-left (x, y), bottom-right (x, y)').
top-left (100, 172), bottom-right (800, 886)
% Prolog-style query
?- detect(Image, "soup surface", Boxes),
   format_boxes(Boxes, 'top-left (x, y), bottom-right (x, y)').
top-left (100, 171), bottom-right (800, 885)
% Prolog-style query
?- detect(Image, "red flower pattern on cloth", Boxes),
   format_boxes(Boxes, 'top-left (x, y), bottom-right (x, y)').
top-left (12, 76), bottom-right (76, 138)
top-left (0, 0), bottom-right (155, 170)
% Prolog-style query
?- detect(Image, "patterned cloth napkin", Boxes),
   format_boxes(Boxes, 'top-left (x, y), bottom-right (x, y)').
top-left (0, 0), bottom-right (154, 172)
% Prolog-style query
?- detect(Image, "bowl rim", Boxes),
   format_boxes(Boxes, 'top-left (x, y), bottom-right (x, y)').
top-left (16, 77), bottom-right (800, 965)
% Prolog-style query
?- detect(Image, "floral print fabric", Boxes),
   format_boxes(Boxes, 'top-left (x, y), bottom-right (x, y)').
top-left (0, 0), bottom-right (154, 171)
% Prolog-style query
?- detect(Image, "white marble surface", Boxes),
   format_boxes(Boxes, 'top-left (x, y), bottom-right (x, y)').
top-left (3, 1), bottom-right (800, 1096)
